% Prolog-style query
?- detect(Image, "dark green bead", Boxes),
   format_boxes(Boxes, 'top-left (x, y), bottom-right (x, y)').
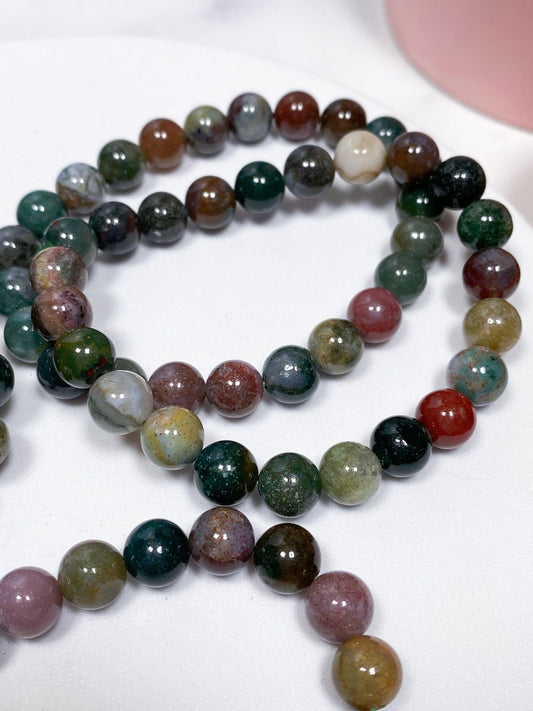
top-left (114, 357), bottom-right (147, 379)
top-left (375, 252), bottom-right (427, 305)
top-left (457, 199), bottom-right (513, 250)
top-left (4, 306), bottom-right (47, 363)
top-left (0, 266), bottom-right (36, 315)
top-left (371, 416), bottom-right (432, 477)
top-left (308, 318), bottom-right (364, 375)
top-left (37, 346), bottom-right (85, 399)
top-left (263, 345), bottom-right (320, 404)
top-left (391, 216), bottom-right (443, 264)
top-left (97, 139), bottom-right (146, 191)
top-left (193, 440), bottom-right (258, 505)
top-left (284, 145), bottom-right (335, 199)
top-left (184, 106), bottom-right (229, 156)
top-left (396, 180), bottom-right (445, 221)
top-left (16, 190), bottom-right (67, 238)
top-left (54, 327), bottom-right (115, 388)
top-left (235, 161), bottom-right (285, 214)
top-left (0, 226), bottom-right (40, 269)
top-left (42, 217), bottom-right (98, 267)
top-left (430, 155), bottom-right (485, 209)
top-left (365, 116), bottom-right (406, 149)
top-left (258, 452), bottom-right (322, 517)
top-left (138, 192), bottom-right (188, 245)
top-left (0, 354), bottom-right (14, 407)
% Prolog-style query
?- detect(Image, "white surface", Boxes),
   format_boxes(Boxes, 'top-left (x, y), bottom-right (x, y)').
top-left (0, 34), bottom-right (530, 711)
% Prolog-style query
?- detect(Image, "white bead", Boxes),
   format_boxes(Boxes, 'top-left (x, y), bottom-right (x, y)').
top-left (334, 130), bottom-right (386, 185)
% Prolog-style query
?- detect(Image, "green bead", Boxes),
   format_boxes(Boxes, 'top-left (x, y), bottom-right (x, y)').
top-left (16, 190), bottom-right (67, 238)
top-left (0, 266), bottom-right (36, 315)
top-left (375, 252), bottom-right (427, 305)
top-left (193, 440), bottom-right (258, 505)
top-left (320, 442), bottom-right (381, 505)
top-left (457, 199), bottom-right (513, 250)
top-left (97, 139), bottom-right (146, 191)
top-left (4, 306), bottom-right (48, 363)
top-left (42, 217), bottom-right (99, 267)
top-left (54, 327), bottom-right (115, 388)
top-left (308, 318), bottom-right (364, 375)
top-left (396, 180), bottom-right (445, 221)
top-left (234, 161), bottom-right (285, 214)
top-left (184, 106), bottom-right (228, 155)
top-left (140, 406), bottom-right (204, 470)
top-left (258, 452), bottom-right (322, 517)
top-left (391, 216), bottom-right (443, 264)
top-left (365, 116), bottom-right (406, 149)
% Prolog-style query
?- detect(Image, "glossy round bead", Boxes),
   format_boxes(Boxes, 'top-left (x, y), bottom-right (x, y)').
top-left (431, 155), bottom-right (486, 209)
top-left (0, 266), bottom-right (35, 315)
top-left (258, 452), bottom-right (322, 518)
top-left (0, 354), bottom-right (14, 407)
top-left (140, 406), bottom-right (204, 470)
top-left (347, 287), bottom-right (402, 344)
top-left (58, 540), bottom-right (127, 610)
top-left (308, 318), bottom-right (364, 375)
top-left (391, 216), bottom-right (443, 264)
top-left (139, 118), bottom-right (187, 170)
top-left (30, 246), bottom-right (88, 294)
top-left (387, 131), bottom-right (440, 186)
top-left (0, 567), bottom-right (62, 639)
top-left (43, 217), bottom-right (99, 267)
top-left (185, 176), bottom-right (236, 230)
top-left (447, 346), bottom-right (508, 406)
top-left (374, 252), bottom-right (427, 305)
top-left (189, 506), bottom-right (255, 576)
top-left (88, 370), bottom-right (154, 434)
top-left (334, 130), bottom-right (386, 185)
top-left (89, 201), bottom-right (140, 256)
top-left (37, 346), bottom-right (85, 400)
top-left (193, 440), bottom-right (258, 505)
top-left (4, 306), bottom-right (48, 363)
top-left (149, 361), bottom-right (206, 412)
top-left (365, 116), bottom-right (406, 149)
top-left (253, 523), bottom-right (320, 594)
top-left (333, 635), bottom-right (402, 710)
top-left (0, 225), bottom-right (40, 269)
top-left (97, 139), bottom-right (146, 191)
top-left (31, 286), bottom-right (92, 341)
top-left (305, 571), bottom-right (374, 644)
top-left (396, 179), bottom-right (445, 221)
top-left (113, 357), bottom-right (147, 380)
top-left (138, 192), bottom-right (188, 245)
top-left (284, 145), bottom-right (335, 199)
top-left (123, 518), bottom-right (190, 587)
top-left (320, 98), bottom-right (366, 148)
top-left (319, 442), bottom-right (381, 506)
top-left (0, 419), bottom-right (10, 464)
top-left (274, 91), bottom-right (319, 141)
top-left (457, 199), bottom-right (513, 249)
top-left (227, 92), bottom-right (272, 143)
top-left (205, 359), bottom-right (263, 418)
top-left (55, 163), bottom-right (106, 215)
top-left (263, 345), bottom-right (320, 404)
top-left (53, 326), bottom-right (115, 388)
top-left (416, 389), bottom-right (476, 449)
top-left (371, 416), bottom-right (432, 477)
top-left (463, 297), bottom-right (521, 353)
top-left (235, 161), bottom-right (285, 214)
top-left (462, 248), bottom-right (520, 299)
top-left (184, 106), bottom-right (229, 155)
top-left (16, 190), bottom-right (67, 238)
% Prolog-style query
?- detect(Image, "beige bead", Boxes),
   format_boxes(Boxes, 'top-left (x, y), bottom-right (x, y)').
top-left (463, 297), bottom-right (521, 353)
top-left (334, 130), bottom-right (386, 185)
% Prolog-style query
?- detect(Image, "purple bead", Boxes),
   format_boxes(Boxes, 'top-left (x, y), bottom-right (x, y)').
top-left (0, 566), bottom-right (63, 639)
top-left (149, 361), bottom-right (206, 412)
top-left (462, 247), bottom-right (520, 299)
top-left (305, 570), bottom-right (374, 644)
top-left (189, 506), bottom-right (255, 576)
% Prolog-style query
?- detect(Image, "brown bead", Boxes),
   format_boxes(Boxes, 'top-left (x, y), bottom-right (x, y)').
top-left (206, 359), bottom-right (263, 418)
top-left (320, 98), bottom-right (366, 148)
top-left (463, 297), bottom-right (522, 353)
top-left (31, 286), bottom-right (93, 341)
top-left (185, 176), bottom-right (236, 230)
top-left (387, 131), bottom-right (440, 186)
top-left (139, 118), bottom-right (187, 170)
top-left (148, 361), bottom-right (206, 412)
top-left (274, 91), bottom-right (319, 141)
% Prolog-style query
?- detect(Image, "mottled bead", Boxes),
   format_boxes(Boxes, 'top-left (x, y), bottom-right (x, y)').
top-left (88, 370), bottom-right (154, 434)
top-left (123, 518), bottom-right (189, 587)
top-left (29, 246), bottom-right (88, 294)
top-left (139, 118), bottom-right (187, 170)
top-left (206, 359), bottom-right (263, 418)
top-left (284, 145), bottom-right (335, 199)
top-left (0, 567), bottom-right (62, 639)
top-left (0, 225), bottom-right (40, 269)
top-left (140, 406), bottom-right (204, 470)
top-left (305, 571), bottom-right (374, 644)
top-left (447, 346), bottom-right (508, 406)
top-left (387, 131), bottom-right (440, 186)
top-left (308, 318), bottom-right (364, 375)
top-left (42, 217), bottom-right (98, 267)
top-left (263, 345), bottom-right (320, 404)
top-left (89, 201), bottom-right (140, 256)
top-left (319, 442), bottom-right (381, 505)
top-left (31, 286), bottom-right (92, 341)
top-left (54, 327), bottom-right (115, 388)
top-left (431, 155), bottom-right (486, 209)
top-left (184, 106), bottom-right (229, 155)
top-left (391, 216), bottom-right (443, 264)
top-left (37, 346), bottom-right (85, 400)
top-left (462, 247), bottom-right (520, 300)
top-left (138, 192), bottom-right (188, 245)
top-left (97, 139), bottom-right (145, 191)
top-left (149, 361), bottom-right (206, 412)
top-left (371, 416), bottom-right (432, 477)
top-left (333, 635), bottom-right (402, 710)
top-left (457, 199), bottom-right (513, 250)
top-left (114, 357), bottom-right (147, 379)
top-left (189, 506), bottom-right (255, 576)
top-left (274, 91), bottom-right (319, 141)
top-left (0, 266), bottom-right (35, 315)
top-left (16, 190), bottom-right (67, 238)
top-left (227, 92), bottom-right (273, 143)
top-left (321, 98), bottom-right (366, 148)
top-left (258, 452), bottom-right (322, 518)
top-left (55, 163), bottom-right (106, 215)
top-left (58, 540), bottom-right (127, 610)
top-left (0, 354), bottom-right (14, 407)
top-left (185, 176), bottom-right (236, 230)
top-left (347, 287), bottom-right (402, 344)
top-left (4, 306), bottom-right (48, 363)
top-left (396, 180), bottom-right (445, 221)
top-left (365, 116), bottom-right (406, 149)
top-left (0, 419), bottom-right (9, 464)
top-left (334, 130), bottom-right (386, 185)
top-left (193, 440), bottom-right (258, 505)
top-left (416, 388), bottom-right (476, 449)
top-left (374, 252), bottom-right (427, 305)
top-left (235, 161), bottom-right (285, 214)
top-left (253, 523), bottom-right (320, 594)
top-left (463, 297), bottom-right (521, 352)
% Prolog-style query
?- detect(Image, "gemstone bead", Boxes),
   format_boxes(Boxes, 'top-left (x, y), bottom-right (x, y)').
top-left (308, 318), bottom-right (364, 375)
top-left (53, 327), bottom-right (115, 388)
top-left (457, 199), bottom-right (513, 249)
top-left (193, 440), bottom-right (258, 505)
top-left (263, 345), bottom-right (320, 404)
top-left (139, 118), bottom-right (187, 170)
top-left (184, 106), bottom-right (229, 155)
top-left (227, 92), bottom-right (272, 143)
top-left (447, 346), bottom-right (508, 406)
top-left (43, 217), bottom-right (99, 267)
top-left (189, 506), bottom-right (255, 576)
top-left (463, 297), bottom-right (521, 352)
top-left (113, 357), bottom-right (147, 379)
top-left (258, 452), bottom-right (322, 518)
top-left (253, 523), bottom-right (320, 594)
top-left (371, 416), bottom-right (432, 477)
top-left (137, 192), bottom-right (188, 245)
top-left (0, 419), bottom-right (9, 464)
top-left (0, 354), bottom-right (14, 407)
top-left (89, 201), bottom-right (140, 256)
top-left (4, 306), bottom-right (48, 363)
top-left (88, 370), bottom-right (154, 434)
top-left (123, 518), bottom-right (190, 587)
top-left (31, 285), bottom-right (92, 341)
top-left (387, 131), bottom-right (440, 186)
top-left (0, 225), bottom-right (40, 269)
top-left (334, 130), bottom-right (386, 185)
top-left (396, 180), bottom-right (445, 221)
top-left (416, 388), bottom-right (476, 449)
top-left (0, 567), bottom-right (62, 639)
top-left (347, 287), bottom-right (402, 344)
top-left (140, 406), bottom-right (204, 470)
top-left (391, 216), bottom-right (443, 264)
top-left (284, 145), bottom-right (335, 199)
top-left (365, 116), bottom-right (406, 149)
top-left (234, 161), bottom-right (285, 214)
top-left (37, 346), bottom-right (85, 400)
top-left (30, 246), bottom-right (88, 294)
top-left (55, 163), bottom-right (106, 215)
top-left (0, 266), bottom-right (35, 315)
top-left (319, 442), bottom-right (381, 505)
top-left (148, 361), bottom-right (206, 412)
top-left (431, 156), bottom-right (486, 209)
top-left (205, 359), bottom-right (263, 418)
top-left (305, 571), bottom-right (374, 644)
top-left (274, 91), bottom-right (319, 141)
top-left (462, 247), bottom-right (520, 299)
top-left (16, 190), bottom-right (67, 238)
top-left (185, 176), bottom-right (236, 230)
top-left (58, 540), bottom-right (127, 610)
top-left (97, 139), bottom-right (146, 191)
top-left (320, 98), bottom-right (366, 148)
top-left (374, 252), bottom-right (427, 305)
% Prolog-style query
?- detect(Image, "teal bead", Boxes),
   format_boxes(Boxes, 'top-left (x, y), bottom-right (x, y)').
top-left (457, 199), bottom-right (513, 250)
top-left (263, 345), bottom-right (320, 404)
top-left (391, 216), bottom-right (443, 264)
top-left (447, 346), bottom-right (508, 406)
top-left (193, 440), bottom-right (258, 505)
top-left (0, 266), bottom-right (36, 315)
top-left (4, 306), bottom-right (48, 363)
top-left (258, 452), bottom-right (322, 518)
top-left (319, 442), bottom-right (381, 505)
top-left (396, 180), bottom-right (445, 221)
top-left (97, 139), bottom-right (145, 191)
top-left (16, 190), bottom-right (67, 238)
top-left (308, 318), bottom-right (364, 375)
top-left (54, 327), bottom-right (115, 388)
top-left (365, 116), bottom-right (406, 149)
top-left (234, 161), bottom-right (285, 214)
top-left (375, 252), bottom-right (427, 305)
top-left (42, 217), bottom-right (99, 267)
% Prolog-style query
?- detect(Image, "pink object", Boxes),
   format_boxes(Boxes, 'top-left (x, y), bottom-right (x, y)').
top-left (386, 0), bottom-right (533, 131)
top-left (347, 287), bottom-right (402, 343)
top-left (0, 566), bottom-right (63, 639)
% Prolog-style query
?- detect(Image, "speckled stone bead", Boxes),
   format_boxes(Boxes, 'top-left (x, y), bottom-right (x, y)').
top-left (0, 419), bottom-right (9, 464)
top-left (185, 176), bottom-right (236, 230)
top-left (334, 130), bottom-right (386, 185)
top-left (365, 116), bottom-right (406, 149)
top-left (189, 506), bottom-right (255, 576)
top-left (371, 416), bottom-right (432, 477)
top-left (42, 217), bottom-right (99, 267)
top-left (462, 247), bottom-right (520, 300)
top-left (123, 519), bottom-right (190, 587)
top-left (29, 246), bottom-right (88, 294)
top-left (184, 106), bottom-right (229, 155)
top-left (140, 406), bottom-right (204, 470)
top-left (31, 286), bottom-right (92, 341)
top-left (253, 523), bottom-right (320, 594)
top-left (53, 327), bottom-right (115, 388)
top-left (0, 354), bottom-right (14, 407)
top-left (37, 346), bottom-right (85, 400)
top-left (431, 155), bottom-right (486, 209)
top-left (58, 540), bottom-right (127, 610)
top-left (374, 252), bottom-right (427, 305)
top-left (274, 91), bottom-right (319, 141)
top-left (194, 439), bottom-right (258, 505)
top-left (55, 163), bottom-right (106, 215)
top-left (114, 357), bottom-right (147, 379)
top-left (4, 306), bottom-right (48, 363)
top-left (138, 192), bottom-right (188, 245)
top-left (16, 190), bottom-right (67, 238)
top-left (387, 131), bottom-right (440, 186)
top-left (0, 225), bottom-right (40, 269)
top-left (139, 118), bottom-right (187, 170)
top-left (308, 318), bottom-right (364, 375)
top-left (396, 180), bottom-right (445, 221)
top-left (391, 216), bottom-right (443, 264)
top-left (416, 388), bottom-right (476, 449)
top-left (0, 567), bottom-right (62, 639)
top-left (347, 287), bottom-right (402, 344)
top-left (320, 99), bottom-right (366, 148)
top-left (206, 359), bottom-right (263, 418)
top-left (457, 199), bottom-right (513, 249)
top-left (235, 161), bottom-right (285, 214)
top-left (447, 346), bottom-right (508, 406)
top-left (319, 442), bottom-right (381, 505)
top-left (333, 635), bottom-right (402, 710)
top-left (305, 571), bottom-right (374, 644)
top-left (89, 201), bottom-right (140, 256)
top-left (97, 139), bottom-right (146, 191)
top-left (284, 145), bottom-right (335, 199)
top-left (149, 361), bottom-right (206, 412)
top-left (0, 266), bottom-right (35, 315)
top-left (88, 370), bottom-right (154, 434)
top-left (258, 452), bottom-right (322, 518)
top-left (263, 345), bottom-right (320, 404)
top-left (227, 92), bottom-right (272, 143)
top-left (463, 297), bottom-right (521, 352)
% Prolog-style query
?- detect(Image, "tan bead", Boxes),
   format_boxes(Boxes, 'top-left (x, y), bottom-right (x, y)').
top-left (463, 297), bottom-right (522, 353)
top-left (334, 130), bottom-right (386, 185)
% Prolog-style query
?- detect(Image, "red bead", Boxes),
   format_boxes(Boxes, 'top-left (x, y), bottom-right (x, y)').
top-left (206, 359), bottom-right (263, 418)
top-left (149, 362), bottom-right (206, 412)
top-left (274, 91), bottom-right (319, 141)
top-left (415, 388), bottom-right (476, 449)
top-left (347, 287), bottom-right (402, 343)
top-left (462, 247), bottom-right (520, 299)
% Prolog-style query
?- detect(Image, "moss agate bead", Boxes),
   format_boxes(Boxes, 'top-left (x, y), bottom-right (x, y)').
top-left (54, 327), bottom-right (115, 388)
top-left (189, 506), bottom-right (255, 576)
top-left (4, 306), bottom-right (47, 363)
top-left (321, 98), bottom-right (366, 148)
top-left (30, 246), bottom-right (88, 294)
top-left (227, 93), bottom-right (272, 143)
top-left (37, 346), bottom-right (85, 400)
top-left (274, 91), bottom-right (319, 141)
top-left (16, 190), bottom-right (67, 238)
top-left (185, 176), bottom-right (236, 230)
top-left (124, 519), bottom-right (189, 587)
top-left (0, 419), bottom-right (10, 464)
top-left (31, 285), bottom-right (92, 341)
top-left (308, 318), bottom-right (364, 375)
top-left (205, 359), bottom-right (263, 418)
top-left (319, 442), bottom-right (381, 506)
top-left (463, 297), bottom-right (521, 352)
top-left (366, 116), bottom-right (406, 149)
top-left (149, 361), bottom-right (206, 412)
top-left (0, 354), bottom-right (14, 407)
top-left (235, 161), bottom-right (285, 214)
top-left (258, 452), bottom-right (322, 518)
top-left (138, 192), bottom-right (188, 245)
top-left (334, 130), bottom-right (386, 185)
top-left (43, 217), bottom-right (99, 268)
top-left (193, 440), bottom-right (258, 505)
top-left (0, 567), bottom-right (62, 639)
top-left (55, 163), bottom-right (106, 215)
top-left (387, 131), bottom-right (440, 186)
top-left (140, 406), bottom-right (203, 470)
top-left (371, 416), bottom-right (432, 477)
top-left (457, 199), bottom-right (513, 250)
top-left (431, 155), bottom-right (486, 209)
top-left (263, 345), bottom-right (320, 404)
top-left (89, 201), bottom-right (140, 256)
top-left (97, 139), bottom-right (145, 191)
top-left (0, 225), bottom-right (40, 269)
top-left (374, 252), bottom-right (427, 305)
top-left (284, 145), bottom-right (335, 199)
top-left (396, 180), bottom-right (445, 221)
top-left (139, 118), bottom-right (187, 170)
top-left (391, 216), bottom-right (443, 264)
top-left (0, 266), bottom-right (35, 315)
top-left (88, 370), bottom-right (154, 434)
top-left (447, 346), bottom-right (508, 406)
top-left (184, 106), bottom-right (229, 155)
